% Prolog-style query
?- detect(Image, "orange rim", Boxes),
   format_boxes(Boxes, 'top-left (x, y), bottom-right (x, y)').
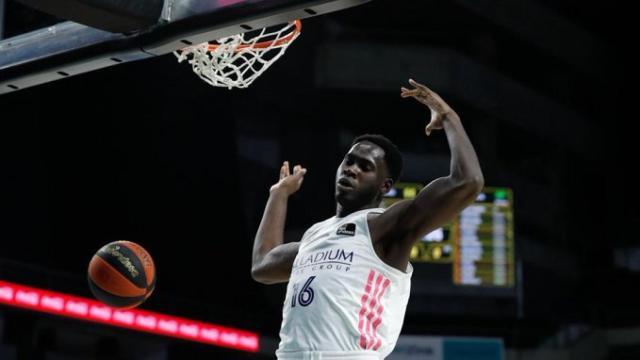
top-left (206, 20), bottom-right (301, 52)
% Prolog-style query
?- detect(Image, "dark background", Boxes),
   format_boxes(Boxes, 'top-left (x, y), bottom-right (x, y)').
top-left (0, 0), bottom-right (632, 359)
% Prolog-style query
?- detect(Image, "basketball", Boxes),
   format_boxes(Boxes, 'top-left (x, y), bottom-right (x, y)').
top-left (87, 240), bottom-right (156, 308)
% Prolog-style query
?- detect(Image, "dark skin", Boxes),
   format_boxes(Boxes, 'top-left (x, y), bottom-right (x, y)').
top-left (251, 79), bottom-right (484, 283)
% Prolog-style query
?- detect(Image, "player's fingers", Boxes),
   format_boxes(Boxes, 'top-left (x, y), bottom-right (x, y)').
top-left (284, 161), bottom-right (290, 177)
top-left (279, 162), bottom-right (287, 180)
top-left (297, 170), bottom-right (306, 185)
top-left (401, 88), bottom-right (419, 98)
top-left (426, 115), bottom-right (439, 135)
top-left (294, 166), bottom-right (307, 177)
top-left (409, 79), bottom-right (431, 93)
top-left (410, 80), bottom-right (447, 108)
top-left (403, 86), bottom-right (436, 106)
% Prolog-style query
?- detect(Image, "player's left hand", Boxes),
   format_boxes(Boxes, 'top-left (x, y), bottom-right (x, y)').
top-left (401, 79), bottom-right (460, 136)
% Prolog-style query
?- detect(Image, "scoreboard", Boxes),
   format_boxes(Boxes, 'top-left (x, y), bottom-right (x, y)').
top-left (382, 185), bottom-right (514, 288)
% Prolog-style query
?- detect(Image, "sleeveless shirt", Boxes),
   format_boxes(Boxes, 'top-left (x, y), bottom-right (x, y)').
top-left (276, 208), bottom-right (413, 360)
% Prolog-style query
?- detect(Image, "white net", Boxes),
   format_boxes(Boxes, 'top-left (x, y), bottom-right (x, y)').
top-left (174, 20), bottom-right (301, 89)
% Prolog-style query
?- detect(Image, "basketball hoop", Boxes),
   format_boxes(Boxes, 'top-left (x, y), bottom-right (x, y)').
top-left (175, 20), bottom-right (301, 89)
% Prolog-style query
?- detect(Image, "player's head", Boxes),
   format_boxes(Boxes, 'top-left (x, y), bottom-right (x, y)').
top-left (335, 134), bottom-right (403, 211)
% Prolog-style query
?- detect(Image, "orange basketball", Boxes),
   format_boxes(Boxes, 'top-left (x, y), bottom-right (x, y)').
top-left (87, 240), bottom-right (156, 308)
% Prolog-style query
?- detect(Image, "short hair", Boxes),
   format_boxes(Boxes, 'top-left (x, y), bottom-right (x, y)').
top-left (351, 134), bottom-right (403, 183)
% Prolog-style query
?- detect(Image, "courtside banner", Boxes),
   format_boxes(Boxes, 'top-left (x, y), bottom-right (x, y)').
top-left (388, 335), bottom-right (504, 360)
top-left (0, 280), bottom-right (259, 352)
top-left (388, 335), bottom-right (443, 360)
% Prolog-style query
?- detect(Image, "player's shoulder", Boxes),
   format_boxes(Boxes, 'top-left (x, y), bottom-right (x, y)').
top-left (363, 207), bottom-right (386, 223)
top-left (300, 216), bottom-right (336, 241)
top-left (367, 212), bottom-right (382, 221)
top-left (306, 216), bottom-right (335, 231)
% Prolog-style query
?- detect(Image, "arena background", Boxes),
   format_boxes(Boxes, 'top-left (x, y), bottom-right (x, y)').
top-left (0, 0), bottom-right (630, 359)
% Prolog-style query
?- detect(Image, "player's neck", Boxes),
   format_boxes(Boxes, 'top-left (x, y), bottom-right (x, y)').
top-left (335, 202), bottom-right (379, 218)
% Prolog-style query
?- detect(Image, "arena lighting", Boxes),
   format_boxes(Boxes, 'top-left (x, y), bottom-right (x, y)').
top-left (0, 280), bottom-right (259, 352)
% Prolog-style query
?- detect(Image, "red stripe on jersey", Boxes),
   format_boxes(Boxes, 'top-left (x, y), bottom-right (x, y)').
top-left (365, 273), bottom-right (384, 349)
top-left (372, 278), bottom-right (391, 350)
top-left (358, 270), bottom-right (376, 349)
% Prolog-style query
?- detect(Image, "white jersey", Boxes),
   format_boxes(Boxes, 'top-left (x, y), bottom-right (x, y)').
top-left (276, 208), bottom-right (413, 360)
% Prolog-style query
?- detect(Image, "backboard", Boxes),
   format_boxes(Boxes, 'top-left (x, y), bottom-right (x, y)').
top-left (0, 0), bottom-right (370, 94)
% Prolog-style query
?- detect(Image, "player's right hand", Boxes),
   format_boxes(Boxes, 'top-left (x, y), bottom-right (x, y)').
top-left (270, 161), bottom-right (307, 196)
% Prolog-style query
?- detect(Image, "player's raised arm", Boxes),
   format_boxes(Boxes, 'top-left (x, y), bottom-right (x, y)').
top-left (251, 161), bottom-right (306, 284)
top-left (371, 79), bottom-right (484, 248)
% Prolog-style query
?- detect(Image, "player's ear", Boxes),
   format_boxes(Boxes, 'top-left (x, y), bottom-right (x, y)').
top-left (381, 178), bottom-right (393, 195)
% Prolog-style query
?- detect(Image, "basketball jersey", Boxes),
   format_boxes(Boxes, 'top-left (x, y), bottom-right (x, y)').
top-left (276, 208), bottom-right (413, 360)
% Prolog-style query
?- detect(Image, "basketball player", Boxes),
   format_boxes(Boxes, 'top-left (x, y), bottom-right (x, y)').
top-left (251, 79), bottom-right (484, 359)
